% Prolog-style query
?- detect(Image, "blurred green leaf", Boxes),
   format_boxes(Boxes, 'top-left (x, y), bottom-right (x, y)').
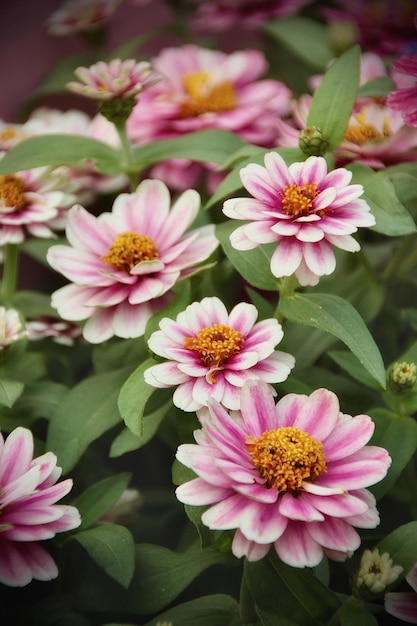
top-left (376, 521), bottom-right (417, 585)
top-left (144, 281), bottom-right (191, 343)
top-left (0, 378), bottom-right (24, 408)
top-left (142, 594), bottom-right (240, 626)
top-left (73, 523), bottom-right (135, 588)
top-left (338, 597), bottom-right (378, 626)
top-left (279, 293), bottom-right (386, 388)
top-left (357, 76), bottom-right (396, 98)
top-left (110, 400), bottom-right (171, 457)
top-left (74, 473), bottom-right (132, 530)
top-left (329, 351), bottom-right (382, 390)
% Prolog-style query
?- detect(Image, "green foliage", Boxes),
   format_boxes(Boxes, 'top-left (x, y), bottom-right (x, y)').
top-left (74, 472), bottom-right (132, 529)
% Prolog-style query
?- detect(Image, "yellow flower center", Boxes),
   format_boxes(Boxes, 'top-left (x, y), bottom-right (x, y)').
top-left (184, 323), bottom-right (244, 382)
top-left (281, 182), bottom-right (320, 217)
top-left (246, 426), bottom-right (327, 491)
top-left (101, 231), bottom-right (159, 273)
top-left (0, 175), bottom-right (27, 212)
top-left (181, 71), bottom-right (237, 118)
top-left (344, 112), bottom-right (391, 145)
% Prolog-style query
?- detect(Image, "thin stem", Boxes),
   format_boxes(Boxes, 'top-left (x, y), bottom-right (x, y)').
top-left (116, 122), bottom-right (138, 191)
top-left (1, 244), bottom-right (19, 302)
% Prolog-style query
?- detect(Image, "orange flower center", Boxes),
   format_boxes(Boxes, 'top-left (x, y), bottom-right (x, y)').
top-left (246, 426), bottom-right (327, 491)
top-left (281, 182), bottom-right (320, 217)
top-left (344, 112), bottom-right (391, 145)
top-left (181, 71), bottom-right (237, 118)
top-left (101, 231), bottom-right (159, 273)
top-left (184, 323), bottom-right (244, 381)
top-left (0, 175), bottom-right (27, 212)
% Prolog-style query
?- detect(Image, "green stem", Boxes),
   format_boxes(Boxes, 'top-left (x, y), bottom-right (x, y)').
top-left (404, 459), bottom-right (417, 517)
top-left (116, 122), bottom-right (138, 191)
top-left (381, 235), bottom-right (416, 282)
top-left (1, 244), bottom-right (19, 302)
top-left (239, 565), bottom-right (258, 625)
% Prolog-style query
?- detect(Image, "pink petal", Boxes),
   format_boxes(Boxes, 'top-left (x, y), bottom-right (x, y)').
top-left (278, 492), bottom-right (324, 521)
top-left (175, 478), bottom-right (232, 506)
top-left (270, 238), bottom-right (303, 277)
top-left (0, 427), bottom-right (33, 483)
top-left (232, 529), bottom-right (270, 561)
top-left (274, 521), bottom-right (324, 567)
top-left (239, 379), bottom-right (278, 435)
top-left (202, 493), bottom-right (251, 529)
top-left (385, 593), bottom-right (417, 624)
top-left (291, 388), bottom-right (339, 441)
top-left (308, 517), bottom-right (361, 551)
top-left (323, 414), bottom-right (375, 461)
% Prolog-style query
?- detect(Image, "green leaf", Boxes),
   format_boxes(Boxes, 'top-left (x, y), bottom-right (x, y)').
top-left (0, 135), bottom-right (122, 175)
top-left (279, 293), bottom-right (386, 388)
top-left (245, 553), bottom-right (341, 626)
top-left (368, 409), bottom-right (417, 499)
top-left (110, 400), bottom-right (171, 457)
top-left (329, 351), bottom-right (381, 390)
top-left (338, 597), bottom-right (378, 626)
top-left (216, 221), bottom-right (279, 291)
top-left (0, 379), bottom-right (24, 408)
top-left (47, 368), bottom-right (131, 472)
top-left (74, 473), bottom-right (132, 530)
top-left (117, 358), bottom-right (156, 437)
top-left (376, 521), bottom-right (417, 584)
top-left (264, 17), bottom-right (333, 71)
top-left (11, 381), bottom-right (68, 420)
top-left (349, 164), bottom-right (416, 236)
top-left (307, 45), bottom-right (361, 151)
top-left (144, 281), bottom-right (191, 343)
top-left (132, 129), bottom-right (246, 167)
top-left (142, 594), bottom-right (241, 626)
top-left (357, 76), bottom-right (396, 99)
top-left (73, 523), bottom-right (135, 588)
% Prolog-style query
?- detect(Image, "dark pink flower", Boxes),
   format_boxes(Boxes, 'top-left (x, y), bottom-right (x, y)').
top-left (385, 563), bottom-right (417, 624)
top-left (387, 55), bottom-right (417, 128)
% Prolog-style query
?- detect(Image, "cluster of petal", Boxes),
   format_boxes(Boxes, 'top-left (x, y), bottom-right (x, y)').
top-left (0, 427), bottom-right (81, 587)
top-left (46, 0), bottom-right (123, 35)
top-left (0, 165), bottom-right (77, 245)
top-left (127, 45), bottom-right (292, 190)
top-left (385, 563), bottom-right (417, 624)
top-left (67, 59), bottom-right (159, 101)
top-left (223, 152), bottom-right (375, 286)
top-left (176, 381), bottom-right (391, 568)
top-left (144, 296), bottom-right (295, 411)
top-left (47, 179), bottom-right (218, 343)
top-left (387, 56), bottom-right (417, 128)
top-left (353, 548), bottom-right (403, 597)
top-left (0, 307), bottom-right (27, 349)
top-left (26, 317), bottom-right (82, 346)
top-left (190, 0), bottom-right (314, 33)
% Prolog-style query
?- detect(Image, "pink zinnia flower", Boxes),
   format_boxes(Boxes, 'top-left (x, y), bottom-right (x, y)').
top-left (67, 58), bottom-right (159, 101)
top-left (176, 380), bottom-right (391, 567)
top-left (385, 563), bottom-right (417, 624)
top-left (387, 55), bottom-right (417, 128)
top-left (46, 0), bottom-right (123, 35)
top-left (144, 296), bottom-right (295, 411)
top-left (0, 166), bottom-right (76, 245)
top-left (0, 307), bottom-right (27, 349)
top-left (223, 152), bottom-right (375, 286)
top-left (47, 179), bottom-right (219, 343)
top-left (0, 427), bottom-right (81, 587)
top-left (26, 317), bottom-right (82, 346)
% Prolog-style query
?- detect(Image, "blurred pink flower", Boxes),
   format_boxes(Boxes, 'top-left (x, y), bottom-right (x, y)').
top-left (67, 59), bottom-right (159, 101)
top-left (0, 307), bottom-right (27, 349)
top-left (47, 179), bottom-right (218, 343)
top-left (144, 296), bottom-right (295, 411)
top-left (0, 166), bottom-right (76, 245)
top-left (127, 44), bottom-right (292, 190)
top-left (387, 55), bottom-right (417, 128)
top-left (0, 427), bottom-right (81, 587)
top-left (223, 152), bottom-right (375, 286)
top-left (26, 317), bottom-right (82, 346)
top-left (46, 0), bottom-right (123, 35)
top-left (176, 380), bottom-right (391, 567)
top-left (385, 563), bottom-right (417, 624)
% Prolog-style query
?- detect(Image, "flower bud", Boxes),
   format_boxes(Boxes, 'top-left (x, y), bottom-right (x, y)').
top-left (98, 96), bottom-right (137, 125)
top-left (352, 548), bottom-right (403, 600)
top-left (388, 361), bottom-right (417, 394)
top-left (299, 126), bottom-right (329, 156)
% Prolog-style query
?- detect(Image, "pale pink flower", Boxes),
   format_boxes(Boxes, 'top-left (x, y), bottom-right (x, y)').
top-left (46, 0), bottom-right (123, 35)
top-left (0, 165), bottom-right (76, 245)
top-left (176, 380), bottom-right (391, 567)
top-left (190, 0), bottom-right (315, 33)
top-left (0, 307), bottom-right (27, 349)
top-left (385, 563), bottom-right (417, 624)
top-left (0, 427), bottom-right (81, 587)
top-left (144, 296), bottom-right (295, 411)
top-left (223, 152), bottom-right (375, 287)
top-left (387, 55), bottom-right (417, 128)
top-left (47, 179), bottom-right (219, 343)
top-left (127, 45), bottom-right (292, 190)
top-left (67, 59), bottom-right (159, 101)
top-left (26, 317), bottom-right (82, 346)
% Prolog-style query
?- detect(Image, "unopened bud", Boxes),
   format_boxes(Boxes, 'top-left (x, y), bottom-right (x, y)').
top-left (299, 126), bottom-right (329, 156)
top-left (388, 361), bottom-right (417, 394)
top-left (98, 95), bottom-right (137, 125)
top-left (352, 548), bottom-right (403, 600)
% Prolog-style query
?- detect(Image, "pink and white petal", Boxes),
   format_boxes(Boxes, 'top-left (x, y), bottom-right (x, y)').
top-left (192, 374), bottom-right (225, 406)
top-left (3, 505), bottom-right (64, 526)
top-left (176, 444), bottom-right (232, 487)
top-left (302, 491), bottom-right (368, 518)
top-left (298, 156), bottom-right (328, 185)
top-left (47, 246), bottom-right (112, 286)
top-left (173, 381), bottom-right (203, 411)
top-left (275, 393), bottom-right (308, 428)
top-left (112, 300), bottom-right (155, 339)
top-left (278, 492), bottom-right (324, 522)
top-left (295, 224), bottom-right (325, 243)
top-left (202, 493), bottom-right (251, 530)
top-left (407, 564), bottom-right (417, 593)
top-left (239, 379), bottom-right (278, 435)
top-left (232, 529), bottom-right (270, 561)
top-left (0, 427), bottom-right (33, 483)
top-left (274, 521), bottom-right (324, 568)
top-left (158, 189), bottom-right (200, 247)
top-left (323, 415), bottom-right (375, 461)
top-left (228, 350), bottom-right (260, 370)
top-left (51, 284), bottom-right (95, 321)
top-left (252, 351), bottom-right (295, 382)
top-left (144, 362), bottom-right (189, 388)
top-left (127, 180), bottom-right (171, 237)
top-left (331, 185), bottom-right (365, 208)
top-left (214, 458), bottom-right (259, 484)
top-left (240, 163), bottom-right (278, 204)
top-left (303, 240), bottom-right (336, 276)
top-left (229, 224), bottom-right (263, 251)
top-left (385, 592), bottom-right (417, 624)
top-left (85, 283), bottom-right (131, 307)
top-left (308, 517), bottom-right (361, 552)
top-left (234, 482), bottom-right (279, 503)
top-left (202, 421), bottom-right (252, 467)
top-left (239, 501), bottom-right (288, 543)
top-left (223, 197), bottom-right (273, 220)
top-left (220, 381), bottom-right (245, 410)
top-left (313, 187), bottom-right (337, 210)
top-left (0, 466), bottom-right (41, 507)
top-left (65, 205), bottom-right (114, 253)
top-left (82, 307), bottom-right (117, 343)
top-left (325, 234), bottom-right (360, 253)
top-left (228, 302), bottom-right (258, 335)
top-left (169, 224), bottom-right (218, 272)
top-left (320, 446), bottom-right (391, 490)
top-left (271, 221), bottom-right (302, 236)
top-left (0, 539), bottom-right (56, 587)
top-left (270, 238), bottom-right (303, 278)
top-left (17, 542), bottom-right (58, 582)
top-left (323, 167), bottom-right (352, 189)
top-left (127, 277), bottom-right (167, 304)
top-left (264, 152), bottom-right (294, 189)
top-left (295, 258), bottom-right (321, 287)
top-left (292, 388), bottom-right (339, 441)
top-left (175, 478), bottom-right (233, 506)
top-left (244, 319), bottom-right (283, 352)
top-left (242, 221), bottom-right (279, 244)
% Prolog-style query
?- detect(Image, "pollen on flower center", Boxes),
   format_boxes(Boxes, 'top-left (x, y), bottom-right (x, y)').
top-left (0, 175), bottom-right (27, 212)
top-left (101, 231), bottom-right (159, 273)
top-left (280, 182), bottom-right (320, 217)
top-left (246, 426), bottom-right (327, 491)
top-left (181, 71), bottom-right (237, 118)
top-left (183, 323), bottom-right (244, 376)
top-left (345, 112), bottom-right (391, 145)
